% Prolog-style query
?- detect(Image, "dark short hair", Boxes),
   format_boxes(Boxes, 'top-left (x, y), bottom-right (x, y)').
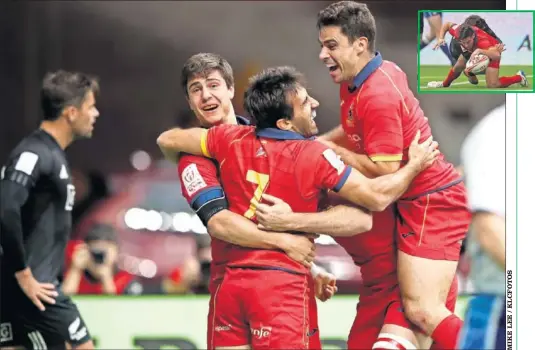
top-left (244, 66), bottom-right (305, 129)
top-left (317, 1), bottom-right (376, 52)
top-left (181, 53), bottom-right (234, 96)
top-left (458, 24), bottom-right (476, 40)
top-left (41, 70), bottom-right (99, 121)
top-left (85, 223), bottom-right (117, 243)
top-left (463, 15), bottom-right (501, 42)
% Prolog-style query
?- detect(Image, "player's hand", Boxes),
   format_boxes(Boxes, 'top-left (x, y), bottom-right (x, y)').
top-left (256, 194), bottom-right (294, 232)
top-left (71, 243), bottom-right (91, 270)
top-left (470, 49), bottom-right (482, 59)
top-left (90, 264), bottom-right (114, 280)
top-left (493, 43), bottom-right (506, 53)
top-left (15, 268), bottom-right (58, 311)
top-left (433, 38), bottom-right (445, 50)
top-left (278, 233), bottom-right (316, 268)
top-left (314, 270), bottom-right (338, 302)
top-left (408, 130), bottom-right (440, 171)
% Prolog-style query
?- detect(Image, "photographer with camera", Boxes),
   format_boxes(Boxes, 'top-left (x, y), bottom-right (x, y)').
top-left (62, 224), bottom-right (137, 295)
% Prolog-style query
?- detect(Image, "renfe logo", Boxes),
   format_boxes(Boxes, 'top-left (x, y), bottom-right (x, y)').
top-left (250, 326), bottom-right (272, 339)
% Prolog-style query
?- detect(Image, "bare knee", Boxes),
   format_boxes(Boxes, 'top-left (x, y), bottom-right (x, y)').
top-left (402, 297), bottom-right (433, 329)
top-left (487, 81), bottom-right (501, 88)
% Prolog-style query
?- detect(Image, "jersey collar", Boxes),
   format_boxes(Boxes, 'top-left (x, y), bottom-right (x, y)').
top-left (350, 51), bottom-right (383, 92)
top-left (256, 128), bottom-right (315, 140)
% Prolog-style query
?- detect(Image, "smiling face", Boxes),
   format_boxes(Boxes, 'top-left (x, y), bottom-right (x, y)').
top-left (277, 85), bottom-right (320, 138)
top-left (318, 25), bottom-right (368, 84)
top-left (186, 69), bottom-right (235, 127)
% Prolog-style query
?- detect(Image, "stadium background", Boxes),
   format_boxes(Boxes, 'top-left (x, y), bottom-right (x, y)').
top-left (0, 1), bottom-right (506, 348)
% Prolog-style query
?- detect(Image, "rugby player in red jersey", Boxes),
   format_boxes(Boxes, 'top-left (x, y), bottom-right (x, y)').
top-left (157, 66), bottom-right (439, 349)
top-left (429, 20), bottom-right (528, 88)
top-left (166, 53), bottom-right (375, 349)
top-left (316, 2), bottom-right (471, 349)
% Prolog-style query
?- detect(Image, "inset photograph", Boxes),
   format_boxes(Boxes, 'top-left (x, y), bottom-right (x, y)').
top-left (418, 11), bottom-right (534, 93)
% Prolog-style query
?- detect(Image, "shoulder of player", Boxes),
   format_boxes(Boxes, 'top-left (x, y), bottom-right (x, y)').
top-left (358, 77), bottom-right (402, 110)
top-left (361, 61), bottom-right (405, 92)
top-left (178, 153), bottom-right (216, 166)
top-left (178, 153), bottom-right (217, 177)
top-left (298, 139), bottom-right (331, 158)
top-left (9, 136), bottom-right (54, 166)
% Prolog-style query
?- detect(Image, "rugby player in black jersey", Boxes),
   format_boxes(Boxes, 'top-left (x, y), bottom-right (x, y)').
top-left (1, 70), bottom-right (99, 349)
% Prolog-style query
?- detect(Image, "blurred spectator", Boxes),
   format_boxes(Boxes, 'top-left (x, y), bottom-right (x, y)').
top-left (161, 234), bottom-right (212, 294)
top-left (62, 224), bottom-right (139, 295)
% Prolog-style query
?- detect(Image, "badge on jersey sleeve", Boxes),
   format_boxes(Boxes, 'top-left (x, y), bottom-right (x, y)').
top-left (322, 149), bottom-right (346, 175)
top-left (14, 152), bottom-right (39, 175)
top-left (181, 163), bottom-right (208, 196)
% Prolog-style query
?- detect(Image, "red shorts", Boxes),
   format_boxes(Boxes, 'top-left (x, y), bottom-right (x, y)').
top-left (347, 276), bottom-right (459, 349)
top-left (208, 267), bottom-right (315, 349)
top-left (396, 182), bottom-right (471, 261)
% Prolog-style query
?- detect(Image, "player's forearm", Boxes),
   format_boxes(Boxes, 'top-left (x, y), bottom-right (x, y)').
top-left (329, 144), bottom-right (390, 178)
top-left (156, 128), bottom-right (205, 157)
top-left (207, 210), bottom-right (287, 250)
top-left (478, 48), bottom-right (501, 61)
top-left (61, 269), bottom-right (83, 295)
top-left (100, 274), bottom-right (118, 294)
top-left (363, 162), bottom-right (420, 211)
top-left (439, 22), bottom-right (454, 40)
top-left (473, 213), bottom-right (506, 269)
top-left (158, 144), bottom-right (179, 164)
top-left (319, 125), bottom-right (346, 145)
top-left (0, 184), bottom-right (28, 273)
top-left (276, 206), bottom-right (373, 237)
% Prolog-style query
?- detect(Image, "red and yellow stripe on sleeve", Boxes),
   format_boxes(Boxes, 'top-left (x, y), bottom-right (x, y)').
top-left (369, 154), bottom-right (403, 162)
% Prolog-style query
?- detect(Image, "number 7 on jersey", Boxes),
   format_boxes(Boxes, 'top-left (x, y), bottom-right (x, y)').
top-left (244, 170), bottom-right (270, 219)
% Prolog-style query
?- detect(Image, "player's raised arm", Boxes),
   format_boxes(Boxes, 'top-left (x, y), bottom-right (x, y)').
top-left (434, 21), bottom-right (456, 49)
top-left (157, 127), bottom-right (207, 158)
top-left (338, 131), bottom-right (439, 211)
top-left (255, 193), bottom-right (372, 236)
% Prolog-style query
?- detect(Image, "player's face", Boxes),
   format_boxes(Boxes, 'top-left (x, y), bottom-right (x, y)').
top-left (460, 34), bottom-right (476, 51)
top-left (70, 91), bottom-right (99, 139)
top-left (319, 25), bottom-right (367, 84)
top-left (187, 70), bottom-right (235, 127)
top-left (282, 86), bottom-right (319, 138)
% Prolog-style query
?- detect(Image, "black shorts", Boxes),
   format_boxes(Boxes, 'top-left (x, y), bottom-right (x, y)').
top-left (0, 287), bottom-right (92, 348)
top-left (449, 38), bottom-right (471, 62)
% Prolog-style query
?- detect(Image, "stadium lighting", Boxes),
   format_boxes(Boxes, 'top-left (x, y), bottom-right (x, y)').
top-left (172, 212), bottom-right (192, 232)
top-left (145, 210), bottom-right (163, 231)
top-left (130, 150), bottom-right (152, 171)
top-left (138, 259), bottom-right (158, 278)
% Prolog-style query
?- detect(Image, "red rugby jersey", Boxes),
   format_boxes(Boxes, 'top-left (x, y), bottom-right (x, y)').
top-left (340, 53), bottom-right (460, 198)
top-left (201, 125), bottom-right (351, 274)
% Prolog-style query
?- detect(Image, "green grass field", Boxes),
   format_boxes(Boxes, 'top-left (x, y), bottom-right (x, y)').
top-left (418, 65), bottom-right (533, 93)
